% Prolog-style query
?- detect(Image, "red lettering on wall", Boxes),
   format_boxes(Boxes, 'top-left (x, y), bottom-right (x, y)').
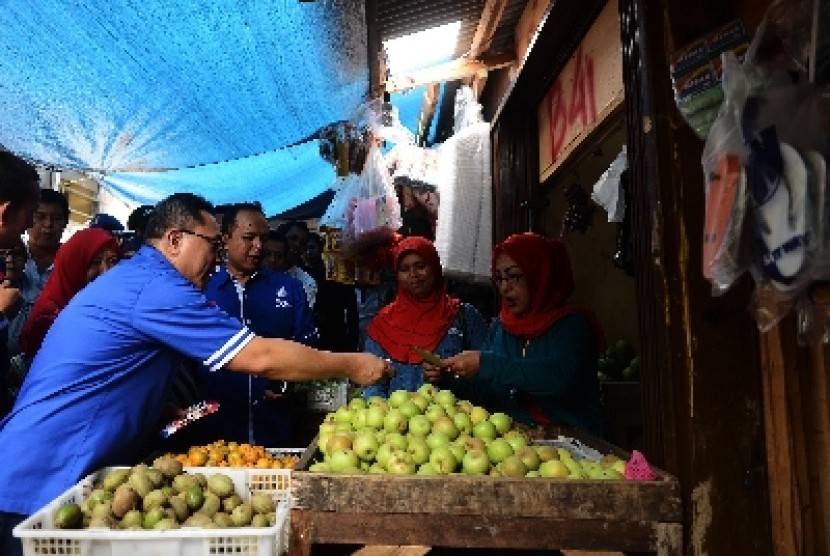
top-left (547, 46), bottom-right (598, 163)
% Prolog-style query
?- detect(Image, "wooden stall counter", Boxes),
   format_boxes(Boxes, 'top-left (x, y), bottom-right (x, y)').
top-left (289, 432), bottom-right (682, 555)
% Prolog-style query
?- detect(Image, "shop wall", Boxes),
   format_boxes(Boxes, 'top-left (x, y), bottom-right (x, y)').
top-left (538, 126), bottom-right (638, 349)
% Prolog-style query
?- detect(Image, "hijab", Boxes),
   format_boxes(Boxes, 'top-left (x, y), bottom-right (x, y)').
top-left (366, 236), bottom-right (461, 363)
top-left (493, 233), bottom-right (605, 347)
top-left (20, 228), bottom-right (121, 358)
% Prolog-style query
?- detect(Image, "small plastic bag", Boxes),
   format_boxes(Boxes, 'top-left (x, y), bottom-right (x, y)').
top-left (343, 145), bottom-right (402, 255)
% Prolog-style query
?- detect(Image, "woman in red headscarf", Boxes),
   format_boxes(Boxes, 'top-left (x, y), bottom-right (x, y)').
top-left (362, 236), bottom-right (489, 398)
top-left (20, 228), bottom-right (121, 360)
top-left (425, 232), bottom-right (609, 438)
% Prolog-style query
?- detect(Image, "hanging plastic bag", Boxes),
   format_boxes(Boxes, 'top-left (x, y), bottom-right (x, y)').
top-left (343, 144), bottom-right (402, 256)
top-left (700, 51), bottom-right (753, 295)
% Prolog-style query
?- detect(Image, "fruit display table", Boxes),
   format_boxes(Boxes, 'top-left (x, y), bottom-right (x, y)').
top-left (289, 431), bottom-right (682, 555)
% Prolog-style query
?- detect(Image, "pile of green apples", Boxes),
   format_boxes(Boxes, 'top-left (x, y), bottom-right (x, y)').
top-left (309, 385), bottom-right (628, 479)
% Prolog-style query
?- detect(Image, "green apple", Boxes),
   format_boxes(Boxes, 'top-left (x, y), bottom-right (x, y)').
top-left (500, 455), bottom-right (528, 477)
top-left (425, 431), bottom-right (451, 450)
top-left (325, 432), bottom-right (353, 455)
top-left (515, 446), bottom-right (541, 472)
top-left (406, 437), bottom-right (431, 465)
top-left (434, 389), bottom-right (456, 408)
top-left (424, 404), bottom-right (447, 423)
top-left (383, 408), bottom-right (408, 433)
top-left (333, 406), bottom-right (353, 425)
top-left (534, 445), bottom-right (558, 462)
top-left (461, 449), bottom-right (490, 475)
top-left (318, 421), bottom-right (337, 436)
top-left (365, 405), bottom-right (387, 430)
top-left (452, 412), bottom-right (473, 435)
top-left (410, 393), bottom-right (430, 412)
top-left (486, 438), bottom-right (514, 464)
top-left (408, 414), bottom-right (432, 437)
top-left (428, 446), bottom-right (458, 474)
top-left (350, 407), bottom-right (367, 429)
top-left (562, 458), bottom-right (587, 479)
top-left (308, 461), bottom-right (330, 473)
top-left (448, 443), bottom-right (465, 463)
top-left (489, 412), bottom-right (513, 435)
top-left (417, 383), bottom-right (437, 399)
top-left (503, 429), bottom-right (528, 450)
top-left (599, 468), bottom-right (624, 480)
top-left (431, 415), bottom-right (459, 440)
top-left (366, 395), bottom-right (387, 407)
top-left (416, 462), bottom-right (440, 475)
top-left (368, 463), bottom-right (386, 474)
top-left (384, 432), bottom-right (408, 451)
top-left (611, 459), bottom-right (627, 476)
top-left (469, 406), bottom-right (490, 426)
top-left (526, 470), bottom-right (540, 478)
top-left (375, 443), bottom-right (394, 469)
top-left (461, 436), bottom-right (487, 453)
top-left (348, 397), bottom-right (367, 411)
top-left (352, 432), bottom-right (380, 462)
top-left (398, 400), bottom-right (422, 419)
top-left (386, 453), bottom-right (416, 475)
top-left (328, 449), bottom-right (359, 473)
top-left (388, 390), bottom-right (410, 408)
top-left (472, 420), bottom-right (497, 442)
top-left (456, 400), bottom-right (473, 414)
top-left (538, 459), bottom-right (569, 478)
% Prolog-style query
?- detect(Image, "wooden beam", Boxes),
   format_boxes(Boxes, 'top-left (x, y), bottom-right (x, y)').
top-left (470, 0), bottom-right (510, 56)
top-left (386, 49), bottom-right (515, 93)
top-left (416, 83), bottom-right (441, 144)
top-left (366, 0), bottom-right (385, 98)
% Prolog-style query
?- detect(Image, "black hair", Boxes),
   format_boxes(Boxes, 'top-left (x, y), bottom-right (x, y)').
top-left (39, 189), bottom-right (69, 220)
top-left (0, 151), bottom-right (40, 206)
top-left (127, 205), bottom-right (154, 234)
top-left (220, 202), bottom-right (264, 235)
top-left (275, 220), bottom-right (309, 236)
top-left (266, 229), bottom-right (289, 249)
top-left (144, 193), bottom-right (215, 240)
top-left (306, 231), bottom-right (323, 247)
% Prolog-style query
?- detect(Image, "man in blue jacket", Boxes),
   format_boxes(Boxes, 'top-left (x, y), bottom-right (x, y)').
top-left (192, 202), bottom-right (318, 447)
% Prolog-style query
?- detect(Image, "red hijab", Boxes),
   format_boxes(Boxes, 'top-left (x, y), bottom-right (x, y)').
top-left (493, 233), bottom-right (605, 347)
top-left (366, 236), bottom-right (461, 363)
top-left (20, 228), bottom-right (121, 358)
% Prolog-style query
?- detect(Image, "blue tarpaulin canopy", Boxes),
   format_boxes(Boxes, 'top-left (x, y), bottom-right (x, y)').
top-left (0, 0), bottom-right (369, 215)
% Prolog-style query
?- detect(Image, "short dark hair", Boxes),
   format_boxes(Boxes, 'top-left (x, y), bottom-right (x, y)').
top-left (306, 231), bottom-right (323, 248)
top-left (39, 189), bottom-right (69, 220)
top-left (127, 205), bottom-right (154, 234)
top-left (145, 193), bottom-right (215, 240)
top-left (275, 220), bottom-right (309, 236)
top-left (0, 151), bottom-right (40, 205)
top-left (220, 202), bottom-right (264, 235)
top-left (266, 229), bottom-right (288, 249)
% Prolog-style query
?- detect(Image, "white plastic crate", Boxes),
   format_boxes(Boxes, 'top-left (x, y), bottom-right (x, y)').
top-left (14, 466), bottom-right (290, 556)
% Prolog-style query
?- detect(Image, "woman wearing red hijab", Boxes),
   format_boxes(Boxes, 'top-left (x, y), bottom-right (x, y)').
top-left (425, 232), bottom-right (609, 438)
top-left (20, 228), bottom-right (121, 360)
top-left (362, 236), bottom-right (488, 398)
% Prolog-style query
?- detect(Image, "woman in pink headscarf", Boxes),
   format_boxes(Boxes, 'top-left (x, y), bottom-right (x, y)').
top-left (425, 232), bottom-right (609, 438)
top-left (20, 228), bottom-right (121, 360)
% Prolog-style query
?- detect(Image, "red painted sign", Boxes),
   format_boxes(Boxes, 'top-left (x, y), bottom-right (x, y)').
top-left (547, 45), bottom-right (599, 161)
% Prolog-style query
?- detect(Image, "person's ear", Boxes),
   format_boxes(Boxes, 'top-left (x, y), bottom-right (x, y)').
top-left (0, 201), bottom-right (9, 227)
top-left (166, 229), bottom-right (183, 255)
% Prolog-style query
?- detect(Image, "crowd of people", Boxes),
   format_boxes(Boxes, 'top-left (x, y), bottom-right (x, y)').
top-left (0, 149), bottom-right (610, 556)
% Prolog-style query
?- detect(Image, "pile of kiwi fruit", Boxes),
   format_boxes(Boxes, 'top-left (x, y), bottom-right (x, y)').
top-left (52, 456), bottom-right (279, 530)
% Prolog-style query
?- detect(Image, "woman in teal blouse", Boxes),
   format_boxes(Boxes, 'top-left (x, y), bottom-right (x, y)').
top-left (425, 233), bottom-right (609, 439)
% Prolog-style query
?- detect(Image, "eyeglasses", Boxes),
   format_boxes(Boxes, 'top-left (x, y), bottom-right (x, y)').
top-left (178, 229), bottom-right (223, 254)
top-left (491, 272), bottom-right (525, 286)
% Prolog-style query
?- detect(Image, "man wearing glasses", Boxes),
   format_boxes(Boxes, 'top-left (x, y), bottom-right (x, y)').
top-left (0, 193), bottom-right (393, 556)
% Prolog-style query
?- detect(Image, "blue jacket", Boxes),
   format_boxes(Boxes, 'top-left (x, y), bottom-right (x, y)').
top-left (193, 266), bottom-right (318, 446)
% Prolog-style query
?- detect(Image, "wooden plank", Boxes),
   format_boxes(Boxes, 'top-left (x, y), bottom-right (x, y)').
top-left (385, 50), bottom-right (514, 93)
top-left (758, 320), bottom-right (802, 556)
top-left (292, 471), bottom-right (680, 521)
top-left (469, 0), bottom-right (510, 56)
top-left (514, 0), bottom-right (552, 69)
top-left (351, 547), bottom-right (430, 556)
top-left (290, 509), bottom-right (671, 552)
